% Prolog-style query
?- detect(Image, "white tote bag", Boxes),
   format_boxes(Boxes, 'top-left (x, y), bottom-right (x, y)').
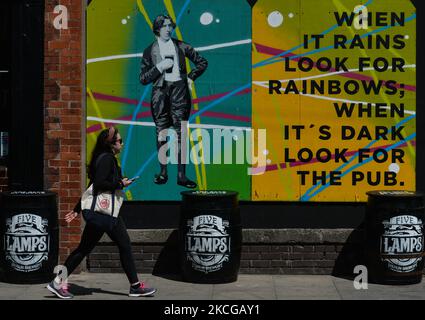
top-left (81, 184), bottom-right (124, 218)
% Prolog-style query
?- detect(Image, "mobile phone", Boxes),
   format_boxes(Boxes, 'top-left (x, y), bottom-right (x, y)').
top-left (129, 176), bottom-right (140, 181)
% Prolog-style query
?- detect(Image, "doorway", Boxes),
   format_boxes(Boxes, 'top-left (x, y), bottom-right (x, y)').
top-left (0, 1), bottom-right (44, 190)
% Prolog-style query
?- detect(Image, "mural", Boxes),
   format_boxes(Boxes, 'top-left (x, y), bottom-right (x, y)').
top-left (87, 0), bottom-right (416, 202)
top-left (86, 0), bottom-right (252, 200)
top-left (252, 0), bottom-right (416, 201)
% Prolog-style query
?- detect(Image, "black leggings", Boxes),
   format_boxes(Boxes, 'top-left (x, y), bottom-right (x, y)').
top-left (63, 216), bottom-right (139, 284)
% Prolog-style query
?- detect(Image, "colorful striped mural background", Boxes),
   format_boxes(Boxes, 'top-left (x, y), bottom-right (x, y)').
top-left (87, 0), bottom-right (415, 202)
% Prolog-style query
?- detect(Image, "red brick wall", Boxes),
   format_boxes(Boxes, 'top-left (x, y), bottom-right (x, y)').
top-left (87, 243), bottom-right (362, 275)
top-left (86, 230), bottom-right (367, 276)
top-left (44, 0), bottom-right (84, 265)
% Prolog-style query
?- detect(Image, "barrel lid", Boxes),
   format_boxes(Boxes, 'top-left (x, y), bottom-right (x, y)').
top-left (1, 191), bottom-right (57, 197)
top-left (181, 190), bottom-right (238, 198)
top-left (366, 190), bottom-right (424, 198)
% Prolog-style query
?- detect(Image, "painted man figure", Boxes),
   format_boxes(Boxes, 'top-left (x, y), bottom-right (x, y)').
top-left (140, 14), bottom-right (208, 189)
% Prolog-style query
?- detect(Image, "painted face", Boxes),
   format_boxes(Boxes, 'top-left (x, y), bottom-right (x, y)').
top-left (112, 134), bottom-right (123, 154)
top-left (159, 19), bottom-right (173, 41)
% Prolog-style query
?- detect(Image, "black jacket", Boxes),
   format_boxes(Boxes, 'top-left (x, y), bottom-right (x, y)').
top-left (140, 38), bottom-right (208, 87)
top-left (74, 152), bottom-right (123, 213)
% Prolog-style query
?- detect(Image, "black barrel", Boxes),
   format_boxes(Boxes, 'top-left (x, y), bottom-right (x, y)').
top-left (0, 191), bottom-right (59, 284)
top-left (365, 190), bottom-right (424, 285)
top-left (179, 190), bottom-right (242, 283)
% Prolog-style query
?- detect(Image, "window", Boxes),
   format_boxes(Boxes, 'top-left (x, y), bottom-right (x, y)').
top-left (0, 2), bottom-right (11, 166)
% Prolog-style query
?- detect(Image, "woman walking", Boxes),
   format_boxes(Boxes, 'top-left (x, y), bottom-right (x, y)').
top-left (47, 126), bottom-right (156, 299)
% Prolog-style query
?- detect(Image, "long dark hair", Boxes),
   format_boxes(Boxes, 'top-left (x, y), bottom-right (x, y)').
top-left (88, 126), bottom-right (119, 180)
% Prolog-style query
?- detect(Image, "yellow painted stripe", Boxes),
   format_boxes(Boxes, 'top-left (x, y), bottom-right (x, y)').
top-left (87, 87), bottom-right (104, 143)
top-left (86, 88), bottom-right (100, 182)
top-left (136, 0), bottom-right (153, 29)
top-left (88, 132), bottom-right (96, 144)
top-left (125, 190), bottom-right (133, 200)
top-left (191, 108), bottom-right (208, 189)
top-left (163, 0), bottom-right (178, 32)
top-left (87, 87), bottom-right (106, 130)
top-left (188, 127), bottom-right (205, 190)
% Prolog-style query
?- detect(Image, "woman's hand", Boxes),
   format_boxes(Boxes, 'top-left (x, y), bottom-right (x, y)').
top-left (65, 211), bottom-right (78, 223)
top-left (122, 178), bottom-right (133, 187)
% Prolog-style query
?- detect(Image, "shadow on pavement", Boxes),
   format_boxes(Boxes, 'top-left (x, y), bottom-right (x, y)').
top-left (152, 230), bottom-right (183, 282)
top-left (43, 284), bottom-right (158, 299)
top-left (332, 223), bottom-right (366, 281)
top-left (68, 283), bottom-right (128, 297)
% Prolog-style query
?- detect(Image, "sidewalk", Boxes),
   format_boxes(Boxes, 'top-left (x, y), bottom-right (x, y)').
top-left (0, 273), bottom-right (424, 300)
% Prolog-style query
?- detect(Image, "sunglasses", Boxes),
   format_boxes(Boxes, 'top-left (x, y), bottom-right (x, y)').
top-left (115, 138), bottom-right (123, 144)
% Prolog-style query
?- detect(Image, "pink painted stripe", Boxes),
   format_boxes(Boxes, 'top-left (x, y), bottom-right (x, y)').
top-left (87, 111), bottom-right (152, 133)
top-left (90, 87), bottom-right (251, 108)
top-left (194, 111), bottom-right (250, 122)
top-left (87, 89), bottom-right (251, 133)
top-left (91, 92), bottom-right (149, 107)
top-left (251, 140), bottom-right (416, 175)
top-left (87, 110), bottom-right (250, 134)
top-left (194, 87), bottom-right (251, 104)
top-left (255, 43), bottom-right (416, 92)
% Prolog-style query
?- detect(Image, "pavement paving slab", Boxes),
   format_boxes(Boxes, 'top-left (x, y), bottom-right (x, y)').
top-left (0, 272), bottom-right (424, 301)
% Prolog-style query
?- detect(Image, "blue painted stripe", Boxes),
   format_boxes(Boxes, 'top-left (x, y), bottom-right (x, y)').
top-left (189, 83), bottom-right (251, 121)
top-left (256, 10), bottom-right (416, 70)
top-left (121, 84), bottom-right (151, 173)
top-left (176, 0), bottom-right (191, 25)
top-left (253, 0), bottom-right (374, 68)
top-left (302, 133), bottom-right (416, 201)
top-left (301, 115), bottom-right (416, 201)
